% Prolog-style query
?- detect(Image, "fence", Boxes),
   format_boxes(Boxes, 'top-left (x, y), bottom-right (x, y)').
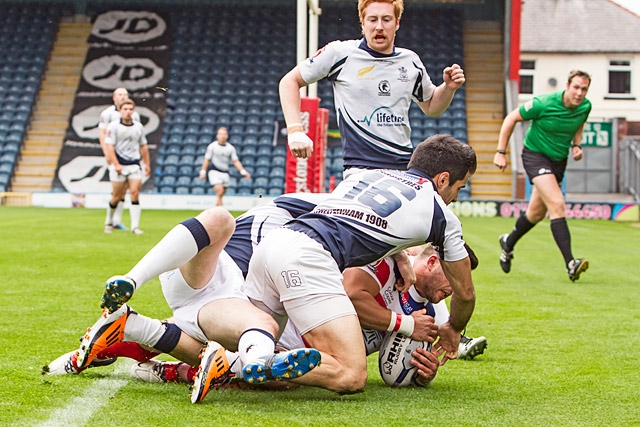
top-left (619, 136), bottom-right (640, 202)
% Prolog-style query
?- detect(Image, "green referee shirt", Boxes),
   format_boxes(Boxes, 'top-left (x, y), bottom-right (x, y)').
top-left (519, 91), bottom-right (592, 161)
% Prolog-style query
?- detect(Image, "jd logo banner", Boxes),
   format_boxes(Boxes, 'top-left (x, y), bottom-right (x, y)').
top-left (53, 10), bottom-right (170, 193)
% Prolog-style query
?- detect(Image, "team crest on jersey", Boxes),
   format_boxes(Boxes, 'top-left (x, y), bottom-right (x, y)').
top-left (398, 66), bottom-right (409, 82)
top-left (378, 80), bottom-right (391, 96)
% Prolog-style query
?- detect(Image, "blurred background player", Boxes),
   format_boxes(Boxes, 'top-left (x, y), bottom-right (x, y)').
top-left (199, 127), bottom-right (251, 207)
top-left (99, 87), bottom-right (141, 231)
top-left (103, 98), bottom-right (149, 234)
top-left (494, 70), bottom-right (592, 281)
top-left (279, 0), bottom-right (465, 177)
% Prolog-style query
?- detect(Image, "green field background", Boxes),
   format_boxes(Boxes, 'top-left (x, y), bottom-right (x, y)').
top-left (1, 206), bottom-right (639, 426)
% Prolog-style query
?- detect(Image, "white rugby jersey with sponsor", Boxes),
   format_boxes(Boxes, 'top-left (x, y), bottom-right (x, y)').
top-left (104, 120), bottom-right (147, 165)
top-left (298, 39), bottom-right (437, 171)
top-left (285, 168), bottom-right (467, 271)
top-left (98, 105), bottom-right (141, 129)
top-left (224, 193), bottom-right (330, 277)
top-left (203, 141), bottom-right (238, 173)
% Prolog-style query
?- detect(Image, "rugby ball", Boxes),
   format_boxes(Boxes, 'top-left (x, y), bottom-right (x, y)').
top-left (378, 330), bottom-right (430, 387)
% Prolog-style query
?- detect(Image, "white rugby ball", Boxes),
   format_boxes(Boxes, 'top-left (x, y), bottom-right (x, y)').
top-left (378, 331), bottom-right (430, 387)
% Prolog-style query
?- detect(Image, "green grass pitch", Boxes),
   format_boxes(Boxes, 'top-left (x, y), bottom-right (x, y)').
top-left (1, 206), bottom-right (639, 426)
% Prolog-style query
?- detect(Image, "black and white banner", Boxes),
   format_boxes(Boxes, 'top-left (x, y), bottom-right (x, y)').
top-left (53, 10), bottom-right (170, 193)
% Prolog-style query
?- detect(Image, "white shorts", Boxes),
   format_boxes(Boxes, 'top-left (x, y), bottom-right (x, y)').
top-left (159, 250), bottom-right (247, 343)
top-left (109, 163), bottom-right (143, 182)
top-left (207, 170), bottom-right (230, 187)
top-left (243, 228), bottom-right (356, 335)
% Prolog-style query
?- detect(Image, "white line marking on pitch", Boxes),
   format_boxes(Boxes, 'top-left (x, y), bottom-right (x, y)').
top-left (36, 361), bottom-right (132, 427)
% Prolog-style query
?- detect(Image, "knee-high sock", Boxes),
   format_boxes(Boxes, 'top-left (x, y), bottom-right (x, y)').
top-left (112, 199), bottom-right (125, 225)
top-left (550, 217), bottom-right (573, 265)
top-left (126, 218), bottom-right (210, 287)
top-left (105, 201), bottom-right (117, 225)
top-left (130, 201), bottom-right (141, 230)
top-left (506, 212), bottom-right (536, 250)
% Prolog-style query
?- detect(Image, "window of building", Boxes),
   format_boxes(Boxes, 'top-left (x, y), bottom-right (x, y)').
top-left (519, 60), bottom-right (535, 94)
top-left (608, 60), bottom-right (631, 96)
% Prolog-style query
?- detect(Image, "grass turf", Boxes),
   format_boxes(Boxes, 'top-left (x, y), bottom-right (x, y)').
top-left (1, 206), bottom-right (639, 426)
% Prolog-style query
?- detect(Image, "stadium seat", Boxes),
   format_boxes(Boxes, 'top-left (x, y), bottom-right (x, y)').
top-left (254, 166), bottom-right (270, 178)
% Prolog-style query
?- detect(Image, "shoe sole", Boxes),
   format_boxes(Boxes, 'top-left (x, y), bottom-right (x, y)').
top-left (190, 344), bottom-right (233, 403)
top-left (101, 276), bottom-right (135, 313)
top-left (458, 337), bottom-right (488, 360)
top-left (569, 259), bottom-right (589, 282)
top-left (242, 348), bottom-right (321, 385)
top-left (76, 305), bottom-right (128, 369)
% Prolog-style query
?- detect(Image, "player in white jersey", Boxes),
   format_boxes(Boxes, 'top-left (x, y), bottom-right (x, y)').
top-left (103, 98), bottom-right (150, 234)
top-left (189, 134), bottom-right (476, 395)
top-left (99, 88), bottom-right (141, 231)
top-left (280, 0), bottom-right (465, 174)
top-left (199, 127), bottom-right (251, 206)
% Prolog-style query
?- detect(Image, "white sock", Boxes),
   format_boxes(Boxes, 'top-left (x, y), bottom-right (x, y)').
top-left (126, 223), bottom-right (199, 286)
top-left (123, 313), bottom-right (166, 347)
top-left (105, 203), bottom-right (115, 225)
top-left (113, 200), bottom-right (125, 225)
top-left (130, 202), bottom-right (141, 230)
top-left (227, 350), bottom-right (243, 375)
top-left (433, 300), bottom-right (449, 326)
top-left (238, 329), bottom-right (276, 364)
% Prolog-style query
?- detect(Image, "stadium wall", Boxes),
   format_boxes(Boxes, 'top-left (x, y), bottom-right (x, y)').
top-left (10, 191), bottom-right (637, 222)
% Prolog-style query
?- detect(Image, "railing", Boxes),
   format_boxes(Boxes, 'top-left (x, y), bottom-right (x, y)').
top-left (619, 136), bottom-right (640, 202)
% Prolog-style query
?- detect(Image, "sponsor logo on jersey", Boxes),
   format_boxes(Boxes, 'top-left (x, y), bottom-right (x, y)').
top-left (524, 100), bottom-right (534, 111)
top-left (378, 80), bottom-right (391, 96)
top-left (358, 65), bottom-right (375, 76)
top-left (398, 66), bottom-right (409, 82)
top-left (309, 46), bottom-right (327, 64)
top-left (357, 107), bottom-right (406, 127)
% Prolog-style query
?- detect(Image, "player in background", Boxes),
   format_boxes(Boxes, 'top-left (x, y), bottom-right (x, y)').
top-left (199, 127), bottom-right (251, 207)
top-left (99, 88), bottom-right (141, 231)
top-left (494, 70), bottom-right (591, 281)
top-left (280, 0), bottom-right (465, 176)
top-left (103, 98), bottom-right (149, 234)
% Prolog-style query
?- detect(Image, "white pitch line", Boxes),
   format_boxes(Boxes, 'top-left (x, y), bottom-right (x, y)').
top-left (36, 360), bottom-right (132, 427)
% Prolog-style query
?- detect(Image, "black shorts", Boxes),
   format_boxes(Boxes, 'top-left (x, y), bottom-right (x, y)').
top-left (521, 147), bottom-right (567, 184)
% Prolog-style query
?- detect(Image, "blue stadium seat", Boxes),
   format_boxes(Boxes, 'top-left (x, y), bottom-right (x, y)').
top-left (271, 156), bottom-right (286, 167)
top-left (159, 176), bottom-right (176, 187)
top-left (254, 167), bottom-right (269, 178)
top-left (254, 176), bottom-right (269, 189)
top-left (269, 167), bottom-right (285, 179)
top-left (256, 156), bottom-right (270, 167)
top-left (163, 165), bottom-right (178, 176)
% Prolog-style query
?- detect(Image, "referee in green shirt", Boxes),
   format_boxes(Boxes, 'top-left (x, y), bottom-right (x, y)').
top-left (494, 69), bottom-right (591, 282)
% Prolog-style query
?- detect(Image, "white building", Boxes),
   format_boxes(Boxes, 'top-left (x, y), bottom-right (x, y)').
top-left (520, 0), bottom-right (640, 122)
